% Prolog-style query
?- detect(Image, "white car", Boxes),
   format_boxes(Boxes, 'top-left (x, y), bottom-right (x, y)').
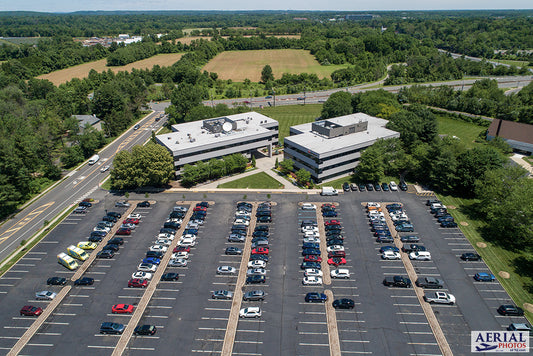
top-left (93, 226), bottom-right (110, 233)
top-left (100, 165), bottom-right (110, 172)
top-left (191, 219), bottom-right (204, 225)
top-left (301, 203), bottom-right (316, 210)
top-left (234, 218), bottom-right (250, 226)
top-left (303, 276), bottom-right (323, 285)
top-left (389, 181), bottom-right (398, 191)
top-left (149, 245), bottom-right (168, 253)
top-left (158, 233), bottom-right (174, 240)
top-left (217, 266), bottom-right (237, 275)
top-left (186, 222), bottom-right (200, 229)
top-left (173, 206), bottom-right (187, 212)
top-left (410, 251), bottom-right (432, 261)
top-left (301, 226), bottom-right (319, 233)
top-left (367, 202), bottom-right (381, 208)
top-left (180, 234), bottom-right (197, 240)
top-left (236, 210), bottom-right (251, 216)
top-left (327, 245), bottom-right (344, 252)
top-left (168, 218), bottom-right (182, 223)
top-left (128, 213), bottom-right (142, 219)
top-left (171, 251), bottom-right (189, 259)
top-left (368, 211), bottom-right (385, 217)
top-left (155, 238), bottom-right (172, 246)
top-left (179, 238), bottom-right (196, 247)
top-left (304, 268), bottom-right (323, 277)
top-left (132, 271), bottom-right (153, 280)
top-left (247, 268), bottom-right (267, 276)
top-left (303, 236), bottom-right (320, 243)
top-left (239, 307), bottom-right (262, 318)
top-left (304, 231), bottom-right (320, 238)
top-left (382, 251), bottom-right (401, 260)
top-left (330, 269), bottom-right (350, 279)
top-left (120, 223), bottom-right (136, 230)
top-left (169, 258), bottom-right (187, 267)
top-left (35, 290), bottom-right (57, 300)
top-left (138, 263), bottom-right (157, 272)
top-left (248, 260), bottom-right (266, 268)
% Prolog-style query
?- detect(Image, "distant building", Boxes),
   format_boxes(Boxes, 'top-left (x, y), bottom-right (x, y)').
top-left (284, 113), bottom-right (400, 183)
top-left (74, 114), bottom-right (102, 132)
top-left (487, 119), bottom-right (533, 155)
top-left (156, 112), bottom-right (279, 175)
top-left (345, 14), bottom-right (377, 21)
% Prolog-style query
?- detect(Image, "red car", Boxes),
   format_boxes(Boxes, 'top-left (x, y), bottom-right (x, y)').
top-left (112, 304), bottom-right (134, 314)
top-left (327, 257), bottom-right (347, 266)
top-left (328, 251), bottom-right (346, 258)
top-left (116, 227), bottom-right (131, 235)
top-left (20, 305), bottom-right (43, 316)
top-left (322, 203), bottom-right (335, 208)
top-left (128, 278), bottom-right (148, 288)
top-left (123, 218), bottom-right (140, 225)
top-left (173, 246), bottom-right (190, 253)
top-left (193, 206), bottom-right (207, 212)
top-left (304, 255), bottom-right (322, 263)
top-left (325, 220), bottom-right (341, 226)
top-left (251, 247), bottom-right (269, 255)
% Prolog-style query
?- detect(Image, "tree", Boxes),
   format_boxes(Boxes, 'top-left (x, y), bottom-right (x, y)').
top-left (279, 159), bottom-right (294, 175)
top-left (274, 157), bottom-right (279, 169)
top-left (261, 65), bottom-right (274, 84)
top-left (251, 155), bottom-right (256, 168)
top-left (169, 83), bottom-right (208, 122)
top-left (61, 145), bottom-right (84, 168)
top-left (355, 148), bottom-right (383, 182)
top-left (455, 146), bottom-right (505, 196)
top-left (296, 168), bottom-right (311, 186)
top-left (321, 91), bottom-right (352, 119)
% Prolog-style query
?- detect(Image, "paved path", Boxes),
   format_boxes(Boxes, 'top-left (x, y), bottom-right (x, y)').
top-left (510, 154), bottom-right (533, 176)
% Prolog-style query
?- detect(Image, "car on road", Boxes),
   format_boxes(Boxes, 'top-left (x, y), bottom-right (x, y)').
top-left (333, 299), bottom-right (355, 309)
top-left (239, 307), bottom-right (262, 318)
top-left (100, 322), bottom-right (125, 335)
top-left (303, 276), bottom-right (323, 285)
top-left (497, 305), bottom-right (524, 316)
top-left (168, 258), bottom-right (187, 267)
top-left (134, 325), bottom-right (157, 335)
top-left (381, 250), bottom-right (401, 260)
top-left (97, 250), bottom-right (114, 259)
top-left (137, 201), bottom-right (151, 207)
top-left (474, 272), bottom-right (495, 282)
top-left (35, 290), bottom-right (57, 300)
top-left (112, 304), bottom-right (134, 314)
top-left (212, 290), bottom-right (233, 299)
top-left (128, 279), bottom-right (148, 288)
top-left (415, 277), bottom-right (444, 289)
top-left (134, 124), bottom-right (140, 130)
top-left (327, 257), bottom-right (346, 266)
top-left (246, 275), bottom-right (266, 284)
top-left (74, 277), bottom-right (94, 286)
top-left (330, 269), bottom-right (350, 279)
top-left (20, 305), bottom-right (43, 316)
top-left (383, 276), bottom-right (411, 288)
top-left (217, 266), bottom-right (237, 275)
top-left (409, 251), bottom-right (432, 261)
top-left (305, 292), bottom-right (327, 303)
top-left (47, 277), bottom-right (67, 285)
top-left (161, 273), bottom-right (179, 281)
top-left (132, 271), bottom-right (152, 280)
top-left (243, 290), bottom-right (265, 301)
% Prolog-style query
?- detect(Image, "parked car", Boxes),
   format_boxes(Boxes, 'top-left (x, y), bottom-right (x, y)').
top-left (112, 304), bottom-right (134, 314)
top-left (301, 261), bottom-right (321, 270)
top-left (383, 276), bottom-right (411, 288)
top-left (225, 247), bottom-right (242, 255)
top-left (441, 221), bottom-right (458, 228)
top-left (474, 272), bottom-right (496, 282)
top-left (212, 290), bottom-right (233, 299)
top-left (47, 277), bottom-right (67, 285)
top-left (330, 269), bottom-right (350, 279)
top-left (305, 292), bottom-right (327, 303)
top-left (333, 298), bottom-right (355, 309)
top-left (137, 201), bottom-right (151, 207)
top-left (20, 305), bottom-right (43, 316)
top-left (304, 268), bottom-right (323, 277)
top-left (389, 181), bottom-right (398, 191)
top-left (327, 257), bottom-right (346, 266)
top-left (402, 244), bottom-right (426, 253)
top-left (114, 201), bottom-right (130, 208)
top-left (416, 277), bottom-right (444, 289)
top-left (35, 290), bottom-right (57, 300)
top-left (239, 307), bottom-right (262, 318)
top-left (134, 325), bottom-right (157, 335)
top-left (128, 279), bottom-right (148, 288)
top-left (460, 253), bottom-right (482, 261)
top-left (381, 250), bottom-right (401, 260)
top-left (400, 235), bottom-right (420, 243)
top-left (217, 266), bottom-right (237, 275)
top-left (97, 250), bottom-right (114, 259)
top-left (131, 271), bottom-right (152, 280)
top-left (497, 305), bottom-right (524, 316)
top-left (161, 273), bottom-right (179, 281)
top-left (409, 251), bottom-right (432, 261)
top-left (74, 277), bottom-right (94, 286)
top-left (396, 223), bottom-right (415, 232)
top-left (246, 275), bottom-right (266, 284)
top-left (168, 258), bottom-right (187, 267)
top-left (116, 227), bottom-right (131, 235)
top-left (100, 322), bottom-right (125, 335)
top-left (243, 290), bottom-right (265, 301)
top-left (399, 181), bottom-right (408, 191)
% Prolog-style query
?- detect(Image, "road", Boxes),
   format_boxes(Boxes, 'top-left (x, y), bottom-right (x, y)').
top-left (0, 111), bottom-right (166, 265)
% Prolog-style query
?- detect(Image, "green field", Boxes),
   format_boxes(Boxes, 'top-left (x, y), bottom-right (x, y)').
top-left (256, 104), bottom-right (322, 144)
top-left (217, 172), bottom-right (283, 189)
top-left (436, 115), bottom-right (486, 148)
top-left (438, 195), bottom-right (532, 323)
top-left (491, 59), bottom-right (532, 68)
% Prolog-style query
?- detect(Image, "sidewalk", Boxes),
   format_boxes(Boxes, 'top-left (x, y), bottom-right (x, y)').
top-left (510, 153), bottom-right (533, 176)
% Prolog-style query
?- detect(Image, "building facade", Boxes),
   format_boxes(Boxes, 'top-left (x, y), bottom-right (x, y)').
top-left (156, 112), bottom-right (278, 175)
top-left (284, 113), bottom-right (399, 183)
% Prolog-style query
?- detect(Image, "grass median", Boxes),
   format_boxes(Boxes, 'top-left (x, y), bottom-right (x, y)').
top-left (218, 172), bottom-right (283, 189)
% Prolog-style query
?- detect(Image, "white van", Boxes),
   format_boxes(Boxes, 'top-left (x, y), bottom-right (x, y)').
top-left (321, 187), bottom-right (338, 196)
top-left (88, 154), bottom-right (100, 165)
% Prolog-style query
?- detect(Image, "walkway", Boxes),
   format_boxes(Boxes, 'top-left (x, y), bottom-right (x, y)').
top-left (510, 153), bottom-right (533, 176)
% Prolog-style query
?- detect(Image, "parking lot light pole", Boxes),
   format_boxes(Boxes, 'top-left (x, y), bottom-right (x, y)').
top-left (273, 89), bottom-right (276, 107)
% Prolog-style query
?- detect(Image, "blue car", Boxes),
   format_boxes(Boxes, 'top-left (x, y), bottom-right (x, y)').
top-left (305, 292), bottom-right (327, 303)
top-left (323, 210), bottom-right (338, 217)
top-left (184, 228), bottom-right (198, 235)
top-left (441, 221), bottom-right (458, 228)
top-left (143, 257), bottom-right (161, 265)
top-left (301, 261), bottom-right (321, 270)
top-left (302, 248), bottom-right (321, 256)
top-left (302, 243), bottom-right (320, 249)
top-left (474, 272), bottom-right (495, 282)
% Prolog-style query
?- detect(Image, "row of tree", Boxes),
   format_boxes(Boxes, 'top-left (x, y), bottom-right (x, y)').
top-left (180, 154), bottom-right (249, 187)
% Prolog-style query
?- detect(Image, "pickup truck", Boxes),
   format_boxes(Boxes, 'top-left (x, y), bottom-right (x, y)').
top-left (416, 277), bottom-right (444, 289)
top-left (424, 291), bottom-right (455, 304)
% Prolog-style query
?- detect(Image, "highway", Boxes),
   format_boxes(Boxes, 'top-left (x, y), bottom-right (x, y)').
top-left (0, 111), bottom-right (166, 265)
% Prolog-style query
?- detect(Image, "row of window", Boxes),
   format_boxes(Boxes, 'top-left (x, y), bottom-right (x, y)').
top-left (284, 141), bottom-right (365, 165)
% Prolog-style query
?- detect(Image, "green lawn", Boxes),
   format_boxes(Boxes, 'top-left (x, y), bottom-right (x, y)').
top-left (256, 104), bottom-right (322, 144)
top-left (438, 195), bottom-right (533, 323)
top-left (491, 59), bottom-right (531, 69)
top-left (217, 172), bottom-right (284, 189)
top-left (436, 115), bottom-right (486, 148)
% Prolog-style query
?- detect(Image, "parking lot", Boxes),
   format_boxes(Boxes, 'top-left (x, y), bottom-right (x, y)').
top-left (0, 189), bottom-right (530, 355)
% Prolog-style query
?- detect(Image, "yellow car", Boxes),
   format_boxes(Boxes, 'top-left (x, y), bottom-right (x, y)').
top-left (77, 241), bottom-right (97, 250)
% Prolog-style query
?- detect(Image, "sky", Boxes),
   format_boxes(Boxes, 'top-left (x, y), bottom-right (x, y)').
top-left (2, 0), bottom-right (532, 12)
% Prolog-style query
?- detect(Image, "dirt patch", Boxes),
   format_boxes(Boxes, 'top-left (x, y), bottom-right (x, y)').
top-left (447, 205), bottom-right (456, 210)
top-left (460, 221), bottom-right (469, 226)
top-left (523, 303), bottom-right (533, 313)
top-left (476, 242), bottom-right (487, 248)
top-left (498, 271), bottom-right (510, 279)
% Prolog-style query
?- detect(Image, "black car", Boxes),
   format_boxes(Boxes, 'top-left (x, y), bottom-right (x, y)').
top-left (301, 220), bottom-right (318, 227)
top-left (302, 248), bottom-right (321, 256)
top-left (342, 182), bottom-right (350, 192)
top-left (160, 228), bottom-right (176, 235)
top-left (415, 277), bottom-right (444, 289)
top-left (108, 237), bottom-right (124, 245)
top-left (256, 211), bottom-right (271, 217)
top-left (252, 231), bottom-right (269, 238)
top-left (305, 292), bottom-right (327, 303)
top-left (326, 239), bottom-right (344, 247)
top-left (399, 181), bottom-right (408, 191)
top-left (107, 211), bottom-right (121, 218)
top-left (426, 199), bottom-right (440, 206)
top-left (137, 201), bottom-right (151, 207)
top-left (74, 277), bottom-right (94, 286)
top-left (47, 277), bottom-right (67, 285)
top-left (400, 235), bottom-right (420, 243)
top-left (381, 183), bottom-right (390, 191)
top-left (97, 250), bottom-right (115, 259)
top-left (246, 275), bottom-right (266, 284)
top-left (441, 221), bottom-right (458, 228)
top-left (255, 225), bottom-right (269, 232)
top-left (376, 236), bottom-right (394, 243)
top-left (161, 273), bottom-right (179, 281)
top-left (237, 202), bottom-right (252, 209)
top-left (197, 201), bottom-right (209, 208)
top-left (383, 276), bottom-right (411, 288)
top-left (225, 247), bottom-right (243, 255)
top-left (164, 221), bottom-right (180, 230)
top-left (184, 228), bottom-right (199, 235)
top-left (374, 183), bottom-right (381, 191)
top-left (249, 254), bottom-right (269, 262)
top-left (243, 290), bottom-right (265, 301)
top-left (100, 322), bottom-right (125, 335)
top-left (89, 235), bottom-right (103, 243)
top-left (257, 216), bottom-right (272, 223)
top-left (326, 230), bottom-right (344, 237)
top-left (437, 215), bottom-right (454, 223)
top-left (366, 183), bottom-right (374, 191)
top-left (103, 243), bottom-right (120, 252)
top-left (301, 261), bottom-right (321, 270)
top-left (169, 211), bottom-right (185, 219)
top-left (460, 253), bottom-right (481, 261)
top-left (134, 325), bottom-right (157, 335)
top-left (402, 244), bottom-right (426, 253)
top-left (358, 183), bottom-right (366, 191)
top-left (102, 215), bottom-right (117, 223)
top-left (252, 237), bottom-right (268, 243)
top-left (333, 298), bottom-right (355, 309)
top-left (79, 201), bottom-right (92, 207)
top-left (325, 225), bottom-right (342, 231)
top-left (497, 305), bottom-right (525, 316)
top-left (146, 251), bottom-right (164, 259)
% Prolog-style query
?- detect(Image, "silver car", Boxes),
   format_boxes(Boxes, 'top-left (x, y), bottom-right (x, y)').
top-left (217, 266), bottom-right (237, 275)
top-left (35, 290), bottom-right (57, 300)
top-left (169, 258), bottom-right (187, 267)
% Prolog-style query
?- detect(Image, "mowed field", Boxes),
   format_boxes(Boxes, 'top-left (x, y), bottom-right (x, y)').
top-left (175, 34), bottom-right (300, 45)
top-left (37, 53), bottom-right (184, 86)
top-left (202, 49), bottom-right (346, 82)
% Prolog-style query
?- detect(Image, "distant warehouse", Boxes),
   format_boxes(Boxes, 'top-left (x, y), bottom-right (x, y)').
top-left (156, 112), bottom-right (278, 175)
top-left (284, 113), bottom-right (400, 183)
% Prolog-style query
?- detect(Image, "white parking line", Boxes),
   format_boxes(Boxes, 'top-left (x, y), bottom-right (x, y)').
top-left (391, 295), bottom-right (417, 298)
top-left (28, 252), bottom-right (47, 254)
top-left (479, 289), bottom-right (507, 293)
top-left (153, 297), bottom-right (176, 300)
top-left (118, 295), bottom-right (142, 299)
top-left (156, 288), bottom-right (180, 292)
top-left (191, 351), bottom-right (221, 354)
top-left (69, 295), bottom-right (89, 298)
top-left (54, 313), bottom-right (76, 316)
top-left (341, 351), bottom-right (372, 354)
top-left (8, 270), bottom-right (28, 273)
top-left (205, 307), bottom-right (230, 311)
top-left (381, 265), bottom-right (405, 268)
top-left (129, 347), bottom-right (156, 351)
top-left (40, 241), bottom-right (59, 243)
top-left (404, 331), bottom-right (434, 335)
top-left (299, 343), bottom-right (329, 346)
top-left (299, 311), bottom-right (326, 315)
top-left (299, 331), bottom-right (328, 335)
top-left (195, 338), bottom-right (224, 342)
top-left (63, 303), bottom-right (83, 307)
top-left (85, 271), bottom-right (106, 274)
top-left (397, 312), bottom-right (425, 315)
top-left (17, 264), bottom-right (35, 267)
top-left (393, 304), bottom-right (420, 307)
top-left (88, 345), bottom-right (116, 349)
top-left (43, 322), bottom-right (69, 325)
top-left (408, 342), bottom-right (438, 345)
top-left (4, 326), bottom-right (29, 329)
top-left (1, 277), bottom-right (21, 279)
top-left (145, 315), bottom-right (168, 318)
top-left (147, 306), bottom-right (172, 309)
top-left (337, 320), bottom-right (366, 323)
top-left (299, 321), bottom-right (327, 325)
top-left (234, 340), bottom-right (263, 344)
top-left (342, 340), bottom-right (370, 343)
top-left (198, 327), bottom-right (227, 331)
top-left (26, 343), bottom-right (53, 347)
top-left (21, 257), bottom-right (42, 260)
top-left (401, 321), bottom-right (429, 325)
top-left (201, 317), bottom-right (228, 320)
top-left (0, 284), bottom-right (14, 287)
top-left (36, 332), bottom-right (62, 336)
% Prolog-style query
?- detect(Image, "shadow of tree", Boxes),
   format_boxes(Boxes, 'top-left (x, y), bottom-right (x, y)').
top-left (512, 256), bottom-right (533, 294)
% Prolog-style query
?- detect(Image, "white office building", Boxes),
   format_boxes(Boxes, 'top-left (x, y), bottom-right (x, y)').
top-left (284, 113), bottom-right (400, 183)
top-left (156, 112), bottom-right (278, 174)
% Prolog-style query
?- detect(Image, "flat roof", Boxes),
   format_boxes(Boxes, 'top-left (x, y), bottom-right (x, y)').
top-left (286, 113), bottom-right (399, 155)
top-left (157, 112), bottom-right (277, 153)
